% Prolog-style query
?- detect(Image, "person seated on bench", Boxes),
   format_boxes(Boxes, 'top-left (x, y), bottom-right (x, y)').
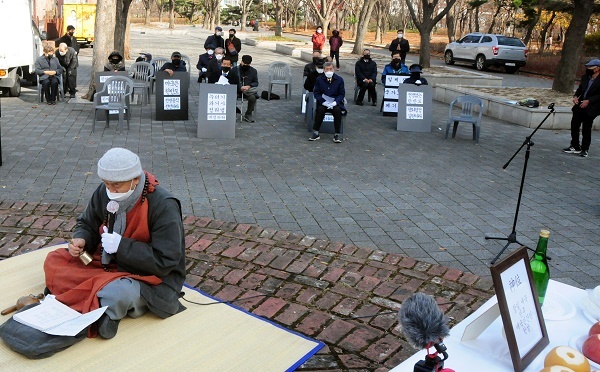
top-left (381, 50), bottom-right (409, 84)
top-left (403, 64), bottom-right (428, 85)
top-left (238, 55), bottom-right (259, 123)
top-left (309, 62), bottom-right (346, 144)
top-left (160, 51), bottom-right (187, 76)
top-left (43, 147), bottom-right (186, 339)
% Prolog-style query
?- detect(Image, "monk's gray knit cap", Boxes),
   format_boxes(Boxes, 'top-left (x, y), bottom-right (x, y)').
top-left (97, 148), bottom-right (143, 182)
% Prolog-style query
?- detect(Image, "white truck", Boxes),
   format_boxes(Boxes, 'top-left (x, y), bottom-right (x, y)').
top-left (0, 0), bottom-right (44, 96)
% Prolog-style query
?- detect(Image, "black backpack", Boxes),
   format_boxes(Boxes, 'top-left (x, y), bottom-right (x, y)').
top-left (261, 91), bottom-right (280, 100)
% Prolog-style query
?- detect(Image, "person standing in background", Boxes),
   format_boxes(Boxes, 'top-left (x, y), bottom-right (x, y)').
top-left (388, 30), bottom-right (410, 64)
top-left (329, 30), bottom-right (343, 71)
top-left (312, 26), bottom-right (325, 53)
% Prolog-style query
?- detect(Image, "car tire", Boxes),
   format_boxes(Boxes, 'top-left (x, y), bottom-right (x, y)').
top-left (8, 77), bottom-right (21, 97)
top-left (505, 66), bottom-right (519, 74)
top-left (444, 51), bottom-right (455, 65)
top-left (475, 55), bottom-right (487, 71)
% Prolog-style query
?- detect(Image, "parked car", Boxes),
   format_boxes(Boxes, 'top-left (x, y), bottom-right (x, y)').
top-left (444, 33), bottom-right (528, 73)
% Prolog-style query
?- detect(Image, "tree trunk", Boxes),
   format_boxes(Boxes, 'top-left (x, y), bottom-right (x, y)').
top-left (168, 0), bottom-right (175, 29)
top-left (446, 7), bottom-right (455, 42)
top-left (473, 6), bottom-right (479, 32)
top-left (274, 0), bottom-right (283, 36)
top-left (552, 0), bottom-right (594, 93)
top-left (143, 0), bottom-right (151, 24)
top-left (157, 0), bottom-right (164, 22)
top-left (352, 0), bottom-right (377, 54)
top-left (114, 0), bottom-right (132, 58)
top-left (538, 11), bottom-right (556, 55)
top-left (85, 0), bottom-right (117, 99)
top-left (240, 0), bottom-right (248, 31)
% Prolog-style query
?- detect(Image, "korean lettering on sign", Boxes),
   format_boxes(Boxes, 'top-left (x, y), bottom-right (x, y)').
top-left (207, 93), bottom-right (227, 121)
top-left (405, 91), bottom-right (425, 120)
top-left (163, 79), bottom-right (181, 96)
top-left (164, 97), bottom-right (181, 110)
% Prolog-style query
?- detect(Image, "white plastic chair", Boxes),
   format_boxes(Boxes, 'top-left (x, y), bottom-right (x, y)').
top-left (267, 62), bottom-right (292, 99)
top-left (128, 61), bottom-right (154, 105)
top-left (93, 76), bottom-right (134, 133)
top-left (445, 95), bottom-right (484, 144)
top-left (150, 57), bottom-right (169, 94)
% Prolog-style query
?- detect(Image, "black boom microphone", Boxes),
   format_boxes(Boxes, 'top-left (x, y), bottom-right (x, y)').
top-left (399, 293), bottom-right (453, 372)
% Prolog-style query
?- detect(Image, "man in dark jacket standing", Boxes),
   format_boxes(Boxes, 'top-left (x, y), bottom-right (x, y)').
top-left (55, 42), bottom-right (78, 98)
top-left (56, 25), bottom-right (80, 54)
top-left (563, 59), bottom-right (600, 158)
top-left (225, 29), bottom-right (242, 67)
top-left (309, 62), bottom-right (346, 143)
top-left (355, 49), bottom-right (377, 106)
top-left (204, 26), bottom-right (225, 50)
top-left (238, 55), bottom-right (259, 122)
top-left (35, 44), bottom-right (63, 104)
top-left (389, 29), bottom-right (409, 64)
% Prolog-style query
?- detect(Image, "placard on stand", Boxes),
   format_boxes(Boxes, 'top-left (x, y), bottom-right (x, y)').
top-left (381, 74), bottom-right (409, 117)
top-left (155, 71), bottom-right (189, 121)
top-left (396, 84), bottom-right (432, 133)
top-left (461, 247), bottom-right (549, 372)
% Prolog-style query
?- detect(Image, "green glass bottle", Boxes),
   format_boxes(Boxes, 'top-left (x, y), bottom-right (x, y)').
top-left (530, 229), bottom-right (550, 306)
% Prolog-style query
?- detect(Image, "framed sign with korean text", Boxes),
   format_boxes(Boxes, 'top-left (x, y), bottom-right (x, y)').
top-left (490, 247), bottom-right (549, 372)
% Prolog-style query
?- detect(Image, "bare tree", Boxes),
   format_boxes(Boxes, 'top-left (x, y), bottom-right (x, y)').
top-left (239, 0), bottom-right (253, 31)
top-left (307, 0), bottom-right (344, 36)
top-left (84, 0), bottom-right (117, 99)
top-left (352, 0), bottom-right (377, 53)
top-left (114, 0), bottom-right (133, 59)
top-left (538, 11), bottom-right (556, 54)
top-left (168, 0), bottom-right (175, 29)
top-left (552, 0), bottom-right (595, 93)
top-left (406, 0), bottom-right (458, 67)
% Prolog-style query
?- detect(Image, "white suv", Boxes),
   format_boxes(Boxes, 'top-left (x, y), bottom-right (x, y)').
top-left (444, 33), bottom-right (528, 73)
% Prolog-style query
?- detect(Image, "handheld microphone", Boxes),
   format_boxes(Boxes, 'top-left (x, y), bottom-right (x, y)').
top-left (106, 201), bottom-right (119, 234)
top-left (399, 293), bottom-right (452, 372)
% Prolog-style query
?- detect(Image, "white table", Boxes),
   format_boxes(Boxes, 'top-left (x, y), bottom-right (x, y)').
top-left (392, 280), bottom-right (598, 371)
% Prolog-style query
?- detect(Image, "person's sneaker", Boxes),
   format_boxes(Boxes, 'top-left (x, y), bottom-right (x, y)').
top-left (98, 314), bottom-right (120, 339)
top-left (371, 101), bottom-right (377, 106)
top-left (243, 115), bottom-right (255, 123)
top-left (309, 133), bottom-right (320, 141)
top-left (580, 150), bottom-right (588, 157)
top-left (333, 134), bottom-right (342, 143)
top-left (356, 101), bottom-right (363, 106)
top-left (563, 146), bottom-right (581, 154)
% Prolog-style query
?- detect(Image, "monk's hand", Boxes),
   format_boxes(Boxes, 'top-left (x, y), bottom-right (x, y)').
top-left (68, 238), bottom-right (86, 257)
top-left (101, 226), bottom-right (122, 254)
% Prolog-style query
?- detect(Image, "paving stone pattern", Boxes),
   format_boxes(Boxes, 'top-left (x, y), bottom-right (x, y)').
top-left (0, 27), bottom-right (598, 288)
top-left (0, 201), bottom-right (494, 370)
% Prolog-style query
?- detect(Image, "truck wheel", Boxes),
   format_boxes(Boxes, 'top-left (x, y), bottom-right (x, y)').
top-left (9, 77), bottom-right (21, 97)
top-left (475, 55), bottom-right (487, 71)
top-left (444, 51), bottom-right (455, 65)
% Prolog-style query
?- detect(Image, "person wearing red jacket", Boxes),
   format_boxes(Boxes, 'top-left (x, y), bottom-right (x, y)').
top-left (312, 26), bottom-right (325, 53)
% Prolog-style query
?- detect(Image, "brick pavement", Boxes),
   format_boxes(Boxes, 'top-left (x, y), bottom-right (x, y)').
top-left (0, 26), bottom-right (598, 290)
top-left (0, 201), bottom-right (494, 370)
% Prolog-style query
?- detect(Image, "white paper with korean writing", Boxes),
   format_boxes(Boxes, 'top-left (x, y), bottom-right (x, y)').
top-left (207, 93), bottom-right (227, 118)
top-left (500, 259), bottom-right (543, 358)
top-left (384, 88), bottom-right (398, 100)
top-left (164, 97), bottom-right (180, 110)
top-left (383, 101), bottom-right (398, 113)
top-left (163, 79), bottom-right (181, 96)
top-left (406, 91), bottom-right (424, 105)
top-left (406, 106), bottom-right (423, 120)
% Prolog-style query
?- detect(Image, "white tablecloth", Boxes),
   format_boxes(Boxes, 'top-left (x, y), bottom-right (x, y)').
top-left (392, 280), bottom-right (598, 371)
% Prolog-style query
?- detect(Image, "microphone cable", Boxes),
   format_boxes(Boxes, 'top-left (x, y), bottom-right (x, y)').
top-left (179, 291), bottom-right (271, 306)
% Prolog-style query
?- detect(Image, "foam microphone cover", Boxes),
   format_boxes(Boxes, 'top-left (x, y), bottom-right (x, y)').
top-left (399, 292), bottom-right (450, 349)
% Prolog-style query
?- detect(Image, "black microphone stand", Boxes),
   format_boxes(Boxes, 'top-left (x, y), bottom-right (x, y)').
top-left (486, 103), bottom-right (555, 264)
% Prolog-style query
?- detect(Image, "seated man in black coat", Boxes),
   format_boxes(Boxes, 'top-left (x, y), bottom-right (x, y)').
top-left (355, 49), bottom-right (377, 106)
top-left (160, 51), bottom-right (187, 76)
top-left (196, 45), bottom-right (216, 82)
top-left (304, 58), bottom-right (325, 93)
top-left (237, 55), bottom-right (259, 123)
top-left (207, 56), bottom-right (240, 86)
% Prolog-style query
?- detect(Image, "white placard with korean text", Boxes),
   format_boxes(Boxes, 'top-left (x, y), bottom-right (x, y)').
top-left (406, 106), bottom-right (424, 120)
top-left (396, 84), bottom-right (432, 132)
top-left (385, 75), bottom-right (408, 87)
top-left (499, 259), bottom-right (542, 357)
top-left (207, 93), bottom-right (227, 121)
top-left (383, 101), bottom-right (398, 113)
top-left (384, 87), bottom-right (398, 100)
top-left (164, 79), bottom-right (181, 96)
top-left (164, 97), bottom-right (181, 111)
top-left (406, 91), bottom-right (424, 105)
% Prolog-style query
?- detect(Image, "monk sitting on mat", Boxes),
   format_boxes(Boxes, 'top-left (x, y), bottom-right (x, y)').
top-left (44, 147), bottom-right (186, 339)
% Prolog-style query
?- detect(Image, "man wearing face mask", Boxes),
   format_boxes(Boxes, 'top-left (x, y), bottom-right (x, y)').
top-left (197, 45), bottom-right (215, 82)
top-left (55, 42), bottom-right (78, 98)
top-left (225, 29), bottom-right (242, 67)
top-left (160, 51), bottom-right (187, 77)
top-left (304, 51), bottom-right (322, 79)
top-left (389, 29), bottom-right (410, 64)
top-left (206, 47), bottom-right (225, 82)
top-left (312, 26), bottom-right (325, 53)
top-left (56, 25), bottom-right (80, 54)
top-left (403, 64), bottom-right (428, 86)
top-left (238, 55), bottom-right (259, 122)
top-left (208, 56), bottom-right (239, 86)
top-left (304, 58), bottom-right (325, 92)
top-left (104, 51), bottom-right (126, 72)
top-left (204, 26), bottom-right (225, 50)
top-left (309, 62), bottom-right (346, 143)
top-left (381, 51), bottom-right (409, 84)
top-left (563, 59), bottom-right (600, 158)
top-left (43, 147), bottom-right (186, 339)
top-left (35, 44), bottom-right (63, 105)
top-left (355, 49), bottom-right (378, 106)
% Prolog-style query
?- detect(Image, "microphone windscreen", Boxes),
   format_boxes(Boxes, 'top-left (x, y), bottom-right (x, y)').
top-left (398, 292), bottom-right (449, 349)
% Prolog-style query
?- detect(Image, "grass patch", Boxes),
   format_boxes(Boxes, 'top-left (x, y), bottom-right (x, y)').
top-left (257, 36), bottom-right (303, 42)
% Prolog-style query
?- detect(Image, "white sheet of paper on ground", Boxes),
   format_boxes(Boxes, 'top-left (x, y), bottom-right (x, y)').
top-left (13, 295), bottom-right (107, 336)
